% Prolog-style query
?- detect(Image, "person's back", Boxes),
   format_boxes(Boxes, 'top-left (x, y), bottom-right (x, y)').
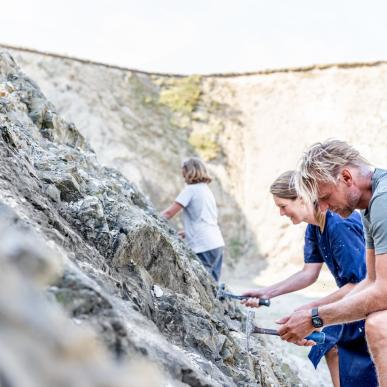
top-left (176, 182), bottom-right (224, 254)
top-left (161, 157), bottom-right (224, 281)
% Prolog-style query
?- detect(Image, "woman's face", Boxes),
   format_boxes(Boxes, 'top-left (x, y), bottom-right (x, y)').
top-left (273, 195), bottom-right (309, 225)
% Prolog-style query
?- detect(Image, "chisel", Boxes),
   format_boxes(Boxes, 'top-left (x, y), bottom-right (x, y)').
top-left (251, 326), bottom-right (325, 344)
top-left (244, 310), bottom-right (325, 353)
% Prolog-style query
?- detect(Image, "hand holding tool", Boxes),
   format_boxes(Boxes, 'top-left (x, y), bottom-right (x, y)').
top-left (217, 283), bottom-right (270, 306)
top-left (244, 310), bottom-right (325, 352)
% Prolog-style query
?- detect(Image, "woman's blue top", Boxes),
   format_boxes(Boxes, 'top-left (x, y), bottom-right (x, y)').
top-left (304, 210), bottom-right (366, 286)
top-left (304, 210), bottom-right (377, 386)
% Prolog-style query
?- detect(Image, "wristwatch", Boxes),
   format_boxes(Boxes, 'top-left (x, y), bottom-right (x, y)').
top-left (311, 307), bottom-right (324, 328)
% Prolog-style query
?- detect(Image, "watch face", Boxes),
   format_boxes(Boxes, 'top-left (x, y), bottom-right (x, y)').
top-left (312, 316), bottom-right (324, 328)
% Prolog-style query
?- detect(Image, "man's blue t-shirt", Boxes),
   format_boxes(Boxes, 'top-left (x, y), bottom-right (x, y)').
top-left (304, 210), bottom-right (366, 287)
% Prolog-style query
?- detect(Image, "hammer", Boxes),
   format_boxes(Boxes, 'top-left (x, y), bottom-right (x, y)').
top-left (244, 310), bottom-right (325, 352)
top-left (217, 283), bottom-right (270, 307)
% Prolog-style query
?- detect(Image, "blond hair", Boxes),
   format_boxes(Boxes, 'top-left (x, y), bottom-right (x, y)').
top-left (181, 157), bottom-right (212, 184)
top-left (270, 170), bottom-right (297, 200)
top-left (295, 139), bottom-right (371, 204)
top-left (271, 170), bottom-right (326, 229)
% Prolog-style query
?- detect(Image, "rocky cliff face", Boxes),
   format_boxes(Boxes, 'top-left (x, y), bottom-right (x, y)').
top-left (1, 48), bottom-right (261, 277)
top-left (0, 52), bottom-right (299, 386)
top-left (7, 47), bottom-right (387, 286)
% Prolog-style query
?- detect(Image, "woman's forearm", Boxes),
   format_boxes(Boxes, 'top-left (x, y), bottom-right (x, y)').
top-left (344, 278), bottom-right (372, 297)
top-left (264, 270), bottom-right (318, 298)
top-left (161, 202), bottom-right (183, 219)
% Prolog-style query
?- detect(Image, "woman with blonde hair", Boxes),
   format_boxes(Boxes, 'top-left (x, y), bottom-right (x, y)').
top-left (162, 157), bottom-right (224, 281)
top-left (242, 170), bottom-right (376, 387)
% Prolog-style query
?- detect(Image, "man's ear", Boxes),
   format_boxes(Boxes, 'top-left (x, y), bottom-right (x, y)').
top-left (341, 168), bottom-right (353, 186)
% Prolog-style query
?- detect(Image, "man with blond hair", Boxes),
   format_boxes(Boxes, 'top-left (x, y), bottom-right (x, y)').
top-left (277, 139), bottom-right (387, 385)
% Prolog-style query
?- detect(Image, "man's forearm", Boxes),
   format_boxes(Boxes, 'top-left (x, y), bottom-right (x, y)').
top-left (320, 283), bottom-right (387, 325)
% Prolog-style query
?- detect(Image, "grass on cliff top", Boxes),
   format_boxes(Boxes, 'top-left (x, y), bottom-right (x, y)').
top-left (159, 75), bottom-right (201, 114)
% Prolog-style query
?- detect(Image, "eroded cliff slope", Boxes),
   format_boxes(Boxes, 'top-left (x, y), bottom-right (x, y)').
top-left (7, 46), bottom-right (387, 286)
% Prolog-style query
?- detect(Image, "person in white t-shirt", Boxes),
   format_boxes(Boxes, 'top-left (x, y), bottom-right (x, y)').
top-left (161, 157), bottom-right (225, 282)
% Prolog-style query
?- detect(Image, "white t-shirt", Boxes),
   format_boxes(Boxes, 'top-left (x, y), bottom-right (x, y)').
top-left (175, 183), bottom-right (224, 253)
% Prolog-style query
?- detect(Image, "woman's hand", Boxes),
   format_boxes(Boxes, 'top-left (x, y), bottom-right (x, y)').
top-left (241, 289), bottom-right (269, 308)
top-left (241, 289), bottom-right (268, 298)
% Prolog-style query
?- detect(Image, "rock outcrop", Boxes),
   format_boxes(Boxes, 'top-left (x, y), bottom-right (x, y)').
top-left (0, 52), bottom-right (299, 386)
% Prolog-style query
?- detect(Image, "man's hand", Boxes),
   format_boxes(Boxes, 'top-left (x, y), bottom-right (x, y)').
top-left (276, 310), bottom-right (315, 344)
top-left (241, 289), bottom-right (269, 308)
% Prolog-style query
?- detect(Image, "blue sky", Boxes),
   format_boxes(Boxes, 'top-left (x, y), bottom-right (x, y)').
top-left (1, 0), bottom-right (387, 74)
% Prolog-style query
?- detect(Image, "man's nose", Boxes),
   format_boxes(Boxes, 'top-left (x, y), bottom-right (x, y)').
top-left (280, 208), bottom-right (285, 216)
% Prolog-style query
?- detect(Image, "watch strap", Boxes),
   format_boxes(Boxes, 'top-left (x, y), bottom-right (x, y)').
top-left (311, 307), bottom-right (319, 318)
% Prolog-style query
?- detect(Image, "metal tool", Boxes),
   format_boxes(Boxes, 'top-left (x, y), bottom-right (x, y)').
top-left (244, 311), bottom-right (325, 352)
top-left (217, 283), bottom-right (270, 307)
top-left (245, 310), bottom-right (255, 353)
